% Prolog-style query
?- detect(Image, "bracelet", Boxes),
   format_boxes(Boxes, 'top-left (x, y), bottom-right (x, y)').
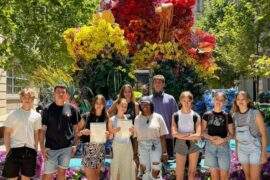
top-left (162, 152), bottom-right (168, 155)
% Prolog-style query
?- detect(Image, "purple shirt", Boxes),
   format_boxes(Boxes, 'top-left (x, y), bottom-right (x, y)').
top-left (150, 92), bottom-right (179, 138)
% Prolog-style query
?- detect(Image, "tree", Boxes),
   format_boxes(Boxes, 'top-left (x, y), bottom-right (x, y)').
top-left (0, 0), bottom-right (99, 86)
top-left (197, 0), bottom-right (270, 87)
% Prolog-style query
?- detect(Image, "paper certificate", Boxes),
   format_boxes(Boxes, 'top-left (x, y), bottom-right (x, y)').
top-left (118, 120), bottom-right (133, 138)
top-left (90, 122), bottom-right (106, 143)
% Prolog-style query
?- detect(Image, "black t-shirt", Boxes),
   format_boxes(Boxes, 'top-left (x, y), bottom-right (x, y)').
top-left (42, 102), bottom-right (81, 150)
top-left (202, 111), bottom-right (233, 138)
top-left (80, 112), bottom-right (107, 143)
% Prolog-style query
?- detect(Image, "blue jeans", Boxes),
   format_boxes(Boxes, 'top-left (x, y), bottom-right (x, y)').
top-left (204, 141), bottom-right (230, 170)
top-left (44, 147), bottom-right (72, 174)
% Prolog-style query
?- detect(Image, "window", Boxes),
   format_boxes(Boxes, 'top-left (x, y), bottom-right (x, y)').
top-left (6, 71), bottom-right (26, 94)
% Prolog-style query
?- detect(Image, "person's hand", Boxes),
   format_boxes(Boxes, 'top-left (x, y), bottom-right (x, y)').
top-left (129, 126), bottom-right (134, 133)
top-left (209, 136), bottom-right (218, 141)
top-left (261, 151), bottom-right (268, 164)
top-left (71, 146), bottom-right (77, 157)
top-left (41, 146), bottom-right (49, 160)
top-left (114, 127), bottom-right (121, 133)
top-left (212, 137), bottom-right (225, 145)
top-left (161, 152), bottom-right (168, 163)
top-left (105, 131), bottom-right (110, 138)
top-left (79, 129), bottom-right (91, 136)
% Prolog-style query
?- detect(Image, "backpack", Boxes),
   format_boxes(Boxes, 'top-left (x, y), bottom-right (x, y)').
top-left (173, 111), bottom-right (198, 131)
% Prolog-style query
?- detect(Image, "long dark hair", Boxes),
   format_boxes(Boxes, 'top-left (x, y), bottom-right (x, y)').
top-left (90, 94), bottom-right (109, 122)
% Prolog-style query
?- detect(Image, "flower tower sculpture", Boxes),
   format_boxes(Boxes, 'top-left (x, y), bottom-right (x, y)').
top-left (63, 0), bottom-right (217, 99)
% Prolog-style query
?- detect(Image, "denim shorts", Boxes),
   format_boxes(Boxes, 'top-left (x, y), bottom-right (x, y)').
top-left (204, 141), bottom-right (231, 171)
top-left (237, 143), bottom-right (261, 165)
top-left (44, 146), bottom-right (72, 174)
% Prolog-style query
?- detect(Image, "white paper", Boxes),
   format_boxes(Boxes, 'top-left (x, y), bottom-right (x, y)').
top-left (90, 122), bottom-right (107, 143)
top-left (118, 120), bottom-right (133, 138)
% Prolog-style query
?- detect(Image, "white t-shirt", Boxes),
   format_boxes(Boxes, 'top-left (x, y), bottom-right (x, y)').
top-left (4, 108), bottom-right (42, 149)
top-left (134, 112), bottom-right (169, 141)
top-left (177, 110), bottom-right (200, 133)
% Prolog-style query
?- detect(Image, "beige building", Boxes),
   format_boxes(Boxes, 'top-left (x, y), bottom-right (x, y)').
top-left (0, 69), bottom-right (33, 137)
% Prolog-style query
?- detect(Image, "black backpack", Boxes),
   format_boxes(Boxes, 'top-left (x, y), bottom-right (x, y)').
top-left (174, 112), bottom-right (198, 131)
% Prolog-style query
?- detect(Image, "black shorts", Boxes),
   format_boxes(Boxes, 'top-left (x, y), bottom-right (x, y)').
top-left (2, 147), bottom-right (37, 178)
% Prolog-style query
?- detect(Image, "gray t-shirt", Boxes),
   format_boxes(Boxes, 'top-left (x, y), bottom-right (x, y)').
top-left (233, 109), bottom-right (260, 137)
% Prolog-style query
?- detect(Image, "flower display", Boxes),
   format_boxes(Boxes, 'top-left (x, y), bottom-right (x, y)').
top-left (63, 10), bottom-right (129, 62)
top-left (64, 0), bottom-right (217, 79)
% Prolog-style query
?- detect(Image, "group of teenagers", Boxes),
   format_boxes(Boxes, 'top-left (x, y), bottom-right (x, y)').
top-left (2, 74), bottom-right (268, 180)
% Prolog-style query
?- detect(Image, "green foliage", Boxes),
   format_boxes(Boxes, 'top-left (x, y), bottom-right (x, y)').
top-left (153, 61), bottom-right (207, 101)
top-left (0, 0), bottom-right (99, 85)
top-left (255, 103), bottom-right (270, 125)
top-left (76, 56), bottom-right (136, 99)
top-left (197, 0), bottom-right (270, 87)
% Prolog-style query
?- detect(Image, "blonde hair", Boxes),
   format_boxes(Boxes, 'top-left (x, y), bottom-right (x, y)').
top-left (179, 91), bottom-right (193, 101)
top-left (232, 91), bottom-right (254, 113)
top-left (214, 91), bottom-right (227, 101)
top-left (19, 88), bottom-right (35, 99)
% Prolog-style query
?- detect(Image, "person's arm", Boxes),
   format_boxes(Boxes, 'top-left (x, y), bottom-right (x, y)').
top-left (39, 125), bottom-right (47, 159)
top-left (255, 112), bottom-right (268, 164)
top-left (202, 119), bottom-right (216, 141)
top-left (77, 118), bottom-right (91, 136)
top-left (108, 117), bottom-right (120, 134)
top-left (186, 118), bottom-right (201, 140)
top-left (34, 130), bottom-right (39, 150)
top-left (171, 115), bottom-right (189, 139)
top-left (73, 124), bottom-right (79, 145)
top-left (4, 127), bottom-right (12, 153)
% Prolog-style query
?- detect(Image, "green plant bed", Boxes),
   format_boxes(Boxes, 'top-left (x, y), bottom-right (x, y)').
top-left (255, 103), bottom-right (270, 125)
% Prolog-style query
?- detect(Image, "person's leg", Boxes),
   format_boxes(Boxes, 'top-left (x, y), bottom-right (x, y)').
top-left (237, 146), bottom-right (250, 180)
top-left (204, 142), bottom-right (219, 180)
top-left (217, 144), bottom-right (230, 180)
top-left (241, 164), bottom-right (250, 180)
top-left (249, 149), bottom-right (262, 180)
top-left (209, 168), bottom-right (219, 180)
top-left (20, 176), bottom-right (30, 180)
top-left (120, 143), bottom-right (136, 180)
top-left (175, 153), bottom-right (186, 180)
top-left (57, 147), bottom-right (72, 180)
top-left (21, 148), bottom-right (37, 180)
top-left (2, 149), bottom-right (20, 180)
top-left (43, 149), bottom-right (58, 180)
top-left (110, 142), bottom-right (121, 180)
top-left (220, 169), bottom-right (229, 180)
top-left (188, 152), bottom-right (199, 180)
top-left (138, 141), bottom-right (151, 179)
top-left (150, 142), bottom-right (162, 180)
top-left (249, 164), bottom-right (261, 180)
